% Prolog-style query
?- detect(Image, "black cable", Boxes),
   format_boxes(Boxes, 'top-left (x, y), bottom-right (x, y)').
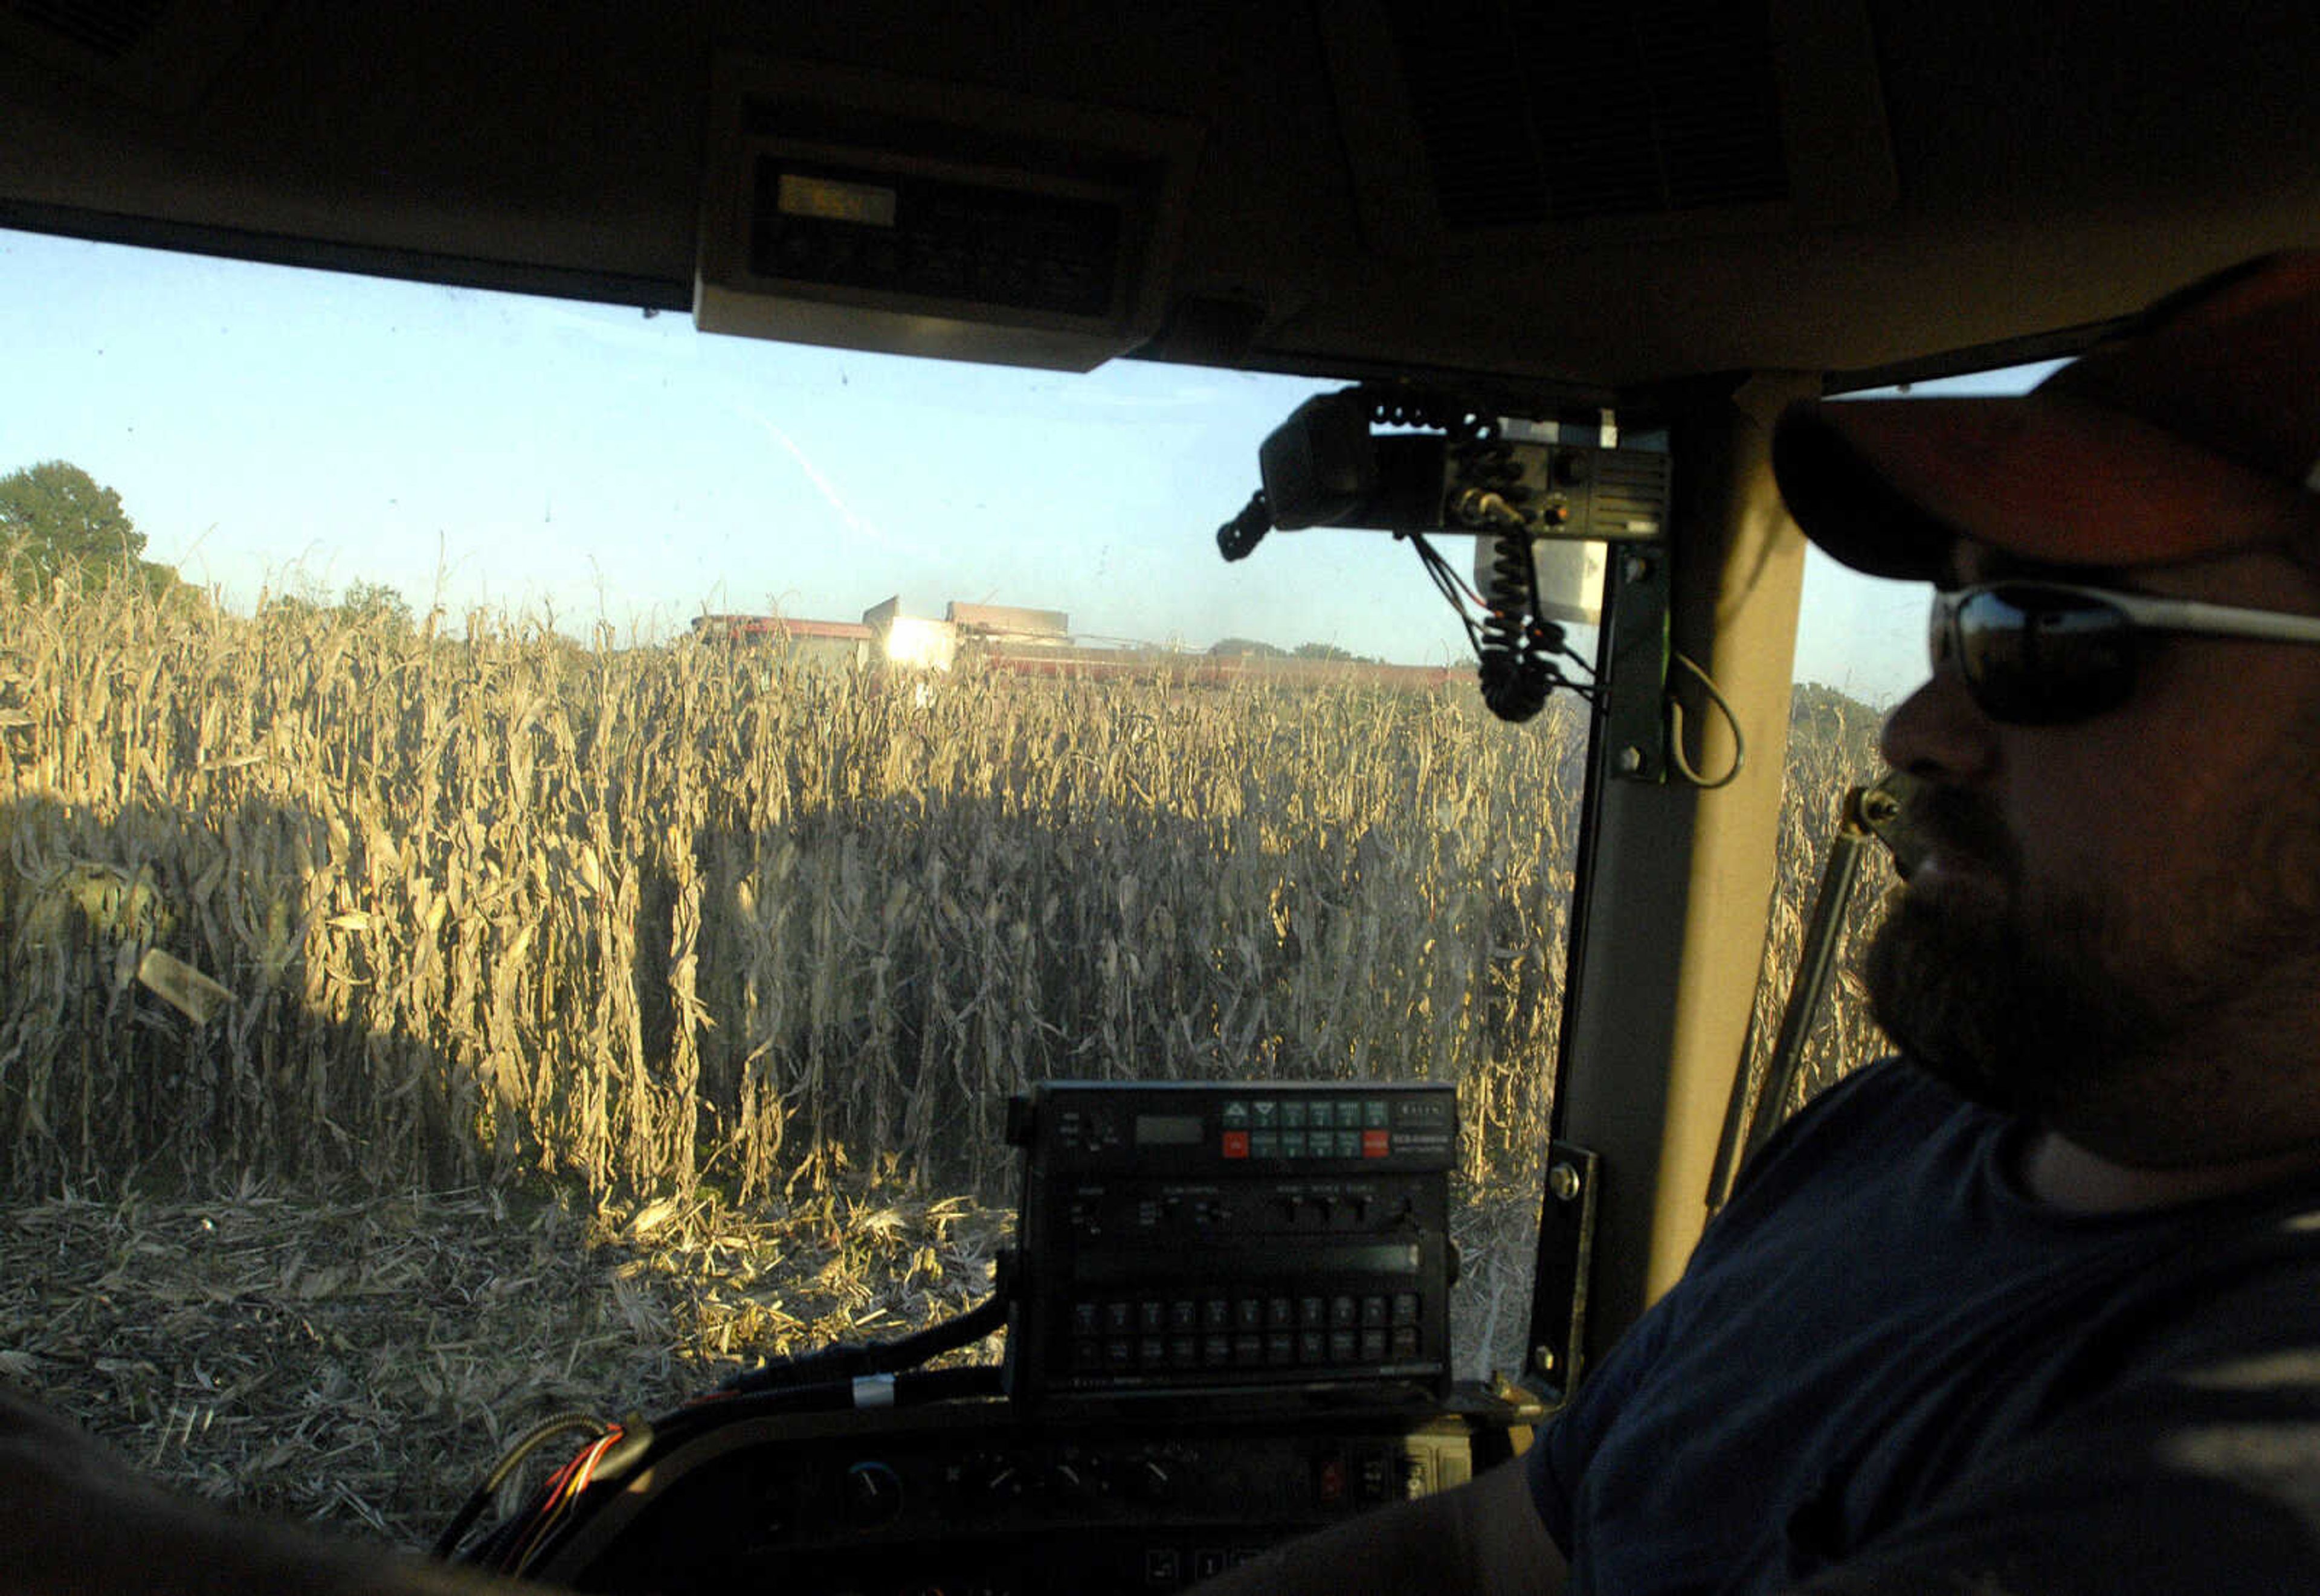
top-left (1361, 387), bottom-right (1497, 442)
top-left (432, 1410), bottom-right (610, 1559)
top-left (443, 1292), bottom-right (1008, 1569)
top-left (460, 1365), bottom-right (1008, 1573)
top-left (1504, 524), bottom-right (1599, 692)
top-left (1477, 534), bottom-right (1552, 723)
top-left (1478, 532), bottom-right (1606, 724)
top-left (1510, 530), bottom-right (1605, 692)
top-left (1219, 386), bottom-right (1609, 724)
top-left (718, 1293), bottom-right (1010, 1395)
top-left (1396, 529), bottom-right (1488, 656)
top-left (691, 1362), bottom-right (1005, 1426)
top-left (1398, 527), bottom-right (1601, 723)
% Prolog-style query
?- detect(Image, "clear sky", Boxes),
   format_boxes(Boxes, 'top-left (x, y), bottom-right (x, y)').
top-left (0, 226), bottom-right (2046, 703)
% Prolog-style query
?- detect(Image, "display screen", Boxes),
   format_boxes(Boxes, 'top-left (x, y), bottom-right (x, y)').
top-left (776, 172), bottom-right (899, 228)
top-left (1135, 1114), bottom-right (1205, 1147)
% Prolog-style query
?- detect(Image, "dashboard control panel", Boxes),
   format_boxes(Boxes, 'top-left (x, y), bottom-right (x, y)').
top-left (1004, 1081), bottom-right (1457, 1404)
top-left (539, 1395), bottom-right (1521, 1595)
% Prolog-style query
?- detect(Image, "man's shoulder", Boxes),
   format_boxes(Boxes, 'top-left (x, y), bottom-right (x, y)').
top-left (2104, 1189), bottom-right (2320, 1367)
top-left (1779, 1054), bottom-right (1970, 1134)
top-left (1718, 1057), bottom-right (1986, 1212)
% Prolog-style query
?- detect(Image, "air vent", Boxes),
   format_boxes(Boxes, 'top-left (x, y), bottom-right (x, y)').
top-left (0, 0), bottom-right (272, 108)
top-left (1382, 0), bottom-right (1790, 228)
top-left (6, 0), bottom-right (167, 60)
top-left (1587, 448), bottom-right (1674, 537)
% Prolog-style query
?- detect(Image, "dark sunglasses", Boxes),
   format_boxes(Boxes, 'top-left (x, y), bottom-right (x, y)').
top-left (1930, 581), bottom-right (2320, 726)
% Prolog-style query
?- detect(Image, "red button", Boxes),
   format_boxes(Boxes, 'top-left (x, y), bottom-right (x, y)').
top-left (1222, 1131), bottom-right (1249, 1159)
top-left (1362, 1130), bottom-right (1390, 1158)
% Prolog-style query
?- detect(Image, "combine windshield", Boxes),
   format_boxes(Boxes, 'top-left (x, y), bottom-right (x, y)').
top-left (0, 228), bottom-right (1582, 1534)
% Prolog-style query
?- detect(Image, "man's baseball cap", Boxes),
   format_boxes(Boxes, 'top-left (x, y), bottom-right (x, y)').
top-left (1771, 251), bottom-right (2320, 580)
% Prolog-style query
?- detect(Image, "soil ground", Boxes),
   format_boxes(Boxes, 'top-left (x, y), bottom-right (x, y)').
top-left (1, 1178), bottom-right (1008, 1549)
top-left (2, 1176), bottom-right (1536, 1556)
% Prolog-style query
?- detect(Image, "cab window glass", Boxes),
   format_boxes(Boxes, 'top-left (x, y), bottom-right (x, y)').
top-left (0, 226), bottom-right (1575, 1536)
top-left (1753, 362), bottom-right (2061, 1115)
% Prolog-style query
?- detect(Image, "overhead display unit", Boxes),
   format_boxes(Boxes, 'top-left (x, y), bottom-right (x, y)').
top-left (695, 54), bottom-right (1204, 372)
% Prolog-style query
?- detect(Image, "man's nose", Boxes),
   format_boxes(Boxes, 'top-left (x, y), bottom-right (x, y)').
top-left (1880, 668), bottom-right (1998, 784)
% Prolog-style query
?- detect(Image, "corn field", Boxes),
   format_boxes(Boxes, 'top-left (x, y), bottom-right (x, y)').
top-left (0, 575), bottom-right (1893, 1209)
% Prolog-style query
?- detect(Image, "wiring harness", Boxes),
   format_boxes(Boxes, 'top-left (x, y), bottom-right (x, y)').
top-left (436, 1296), bottom-right (1008, 1578)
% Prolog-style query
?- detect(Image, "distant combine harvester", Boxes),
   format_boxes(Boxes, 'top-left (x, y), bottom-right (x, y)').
top-left (692, 598), bottom-right (1461, 693)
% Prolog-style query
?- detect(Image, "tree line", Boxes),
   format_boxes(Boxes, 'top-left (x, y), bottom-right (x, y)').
top-left (1, 460), bottom-right (412, 626)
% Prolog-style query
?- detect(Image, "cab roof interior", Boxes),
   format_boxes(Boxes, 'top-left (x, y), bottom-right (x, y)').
top-left (2, 1), bottom-right (2315, 401)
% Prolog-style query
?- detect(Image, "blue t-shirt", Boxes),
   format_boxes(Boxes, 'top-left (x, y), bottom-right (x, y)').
top-left (1530, 1058), bottom-right (2320, 1594)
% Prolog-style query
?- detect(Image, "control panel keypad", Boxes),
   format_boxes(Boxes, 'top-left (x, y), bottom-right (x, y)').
top-left (1015, 1081), bottom-right (1453, 1402)
top-left (1073, 1292), bottom-right (1428, 1374)
top-left (1217, 1095), bottom-right (1429, 1162)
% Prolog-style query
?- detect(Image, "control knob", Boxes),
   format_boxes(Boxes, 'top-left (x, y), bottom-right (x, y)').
top-left (1126, 1453), bottom-right (1179, 1504)
top-left (841, 1460), bottom-right (905, 1527)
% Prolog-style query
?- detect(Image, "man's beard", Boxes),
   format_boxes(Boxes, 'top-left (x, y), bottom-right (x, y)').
top-left (1860, 773), bottom-right (2320, 1158)
top-left (1861, 876), bottom-right (2160, 1124)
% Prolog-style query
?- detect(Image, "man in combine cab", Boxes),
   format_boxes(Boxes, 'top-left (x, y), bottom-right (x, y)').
top-left (8, 257), bottom-right (2320, 1594)
top-left (1196, 253), bottom-right (2320, 1593)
